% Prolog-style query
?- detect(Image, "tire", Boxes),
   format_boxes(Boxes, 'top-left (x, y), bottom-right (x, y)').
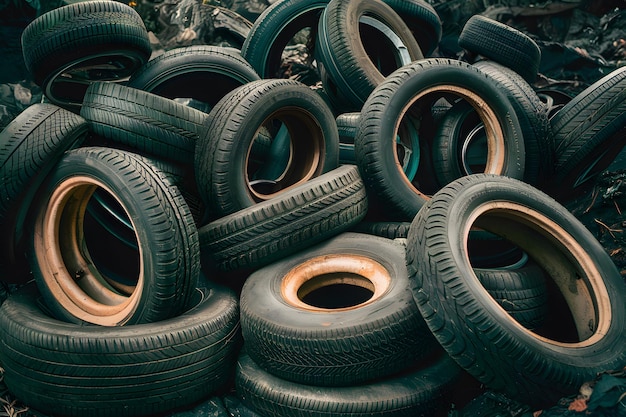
top-left (127, 45), bottom-right (261, 112)
top-left (405, 173), bottom-right (626, 408)
top-left (241, 0), bottom-right (329, 80)
top-left (473, 60), bottom-right (552, 184)
top-left (436, 60), bottom-right (551, 186)
top-left (475, 257), bottom-right (549, 331)
top-left (194, 78), bottom-right (339, 219)
top-left (80, 81), bottom-right (207, 164)
top-left (0, 103), bottom-right (88, 284)
top-left (21, 0), bottom-right (151, 109)
top-left (381, 0), bottom-right (442, 57)
top-left (0, 279), bottom-right (241, 417)
top-left (458, 14), bottom-right (541, 83)
top-left (199, 165), bottom-right (367, 273)
top-left (351, 221), bottom-right (411, 239)
top-left (239, 232), bottom-right (435, 386)
top-left (546, 66), bottom-right (626, 201)
top-left (355, 58), bottom-right (525, 220)
top-left (336, 112), bottom-right (360, 164)
top-left (315, 0), bottom-right (424, 113)
top-left (28, 146), bottom-right (200, 326)
top-left (236, 350), bottom-right (461, 417)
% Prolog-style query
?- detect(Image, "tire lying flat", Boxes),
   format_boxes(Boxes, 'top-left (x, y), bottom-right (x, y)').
top-left (239, 232), bottom-right (436, 386)
top-left (0, 279), bottom-right (241, 417)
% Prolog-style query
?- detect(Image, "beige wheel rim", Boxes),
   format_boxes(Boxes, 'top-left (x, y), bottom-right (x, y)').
top-left (281, 254), bottom-right (392, 312)
top-left (32, 176), bottom-right (144, 326)
top-left (465, 201), bottom-right (611, 347)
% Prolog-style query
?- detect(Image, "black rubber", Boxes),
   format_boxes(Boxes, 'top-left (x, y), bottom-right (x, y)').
top-left (315, 0), bottom-right (424, 112)
top-left (236, 350), bottom-right (461, 417)
top-left (467, 60), bottom-right (551, 185)
top-left (194, 78), bottom-right (339, 219)
top-left (458, 14), bottom-right (541, 83)
top-left (0, 279), bottom-right (241, 417)
top-left (546, 65), bottom-right (626, 201)
top-left (0, 103), bottom-right (88, 284)
top-left (128, 45), bottom-right (261, 112)
top-left (80, 81), bottom-right (208, 164)
top-left (382, 0), bottom-right (442, 56)
top-left (28, 146), bottom-right (200, 325)
top-left (239, 232), bottom-right (436, 386)
top-left (199, 165), bottom-right (367, 273)
top-left (241, 0), bottom-right (329, 79)
top-left (21, 0), bottom-right (151, 108)
top-left (405, 173), bottom-right (626, 408)
top-left (355, 58), bottom-right (525, 220)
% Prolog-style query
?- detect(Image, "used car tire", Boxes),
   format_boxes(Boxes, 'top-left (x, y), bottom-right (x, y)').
top-left (355, 58), bottom-right (525, 220)
top-left (241, 0), bottom-right (329, 80)
top-left (236, 350), bottom-right (461, 417)
top-left (458, 14), bottom-right (541, 83)
top-left (545, 65), bottom-right (626, 201)
top-left (194, 78), bottom-right (339, 219)
top-left (128, 45), bottom-right (261, 112)
top-left (29, 146), bottom-right (200, 326)
top-left (0, 103), bottom-right (88, 284)
top-left (21, 0), bottom-right (151, 109)
top-left (315, 0), bottom-right (424, 113)
top-left (80, 81), bottom-right (207, 164)
top-left (199, 165), bottom-right (367, 273)
top-left (0, 278), bottom-right (240, 417)
top-left (405, 173), bottom-right (626, 408)
top-left (239, 232), bottom-right (436, 386)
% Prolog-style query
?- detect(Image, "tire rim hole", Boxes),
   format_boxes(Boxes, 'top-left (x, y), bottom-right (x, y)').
top-left (298, 274), bottom-right (375, 309)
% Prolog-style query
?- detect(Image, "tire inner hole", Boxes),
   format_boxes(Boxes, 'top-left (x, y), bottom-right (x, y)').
top-left (298, 273), bottom-right (374, 309)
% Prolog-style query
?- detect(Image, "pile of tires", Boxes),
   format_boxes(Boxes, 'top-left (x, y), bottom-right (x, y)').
top-left (0, 0), bottom-right (625, 416)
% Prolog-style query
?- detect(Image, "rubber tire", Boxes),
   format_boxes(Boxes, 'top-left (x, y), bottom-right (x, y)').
top-left (194, 78), bottom-right (339, 219)
top-left (475, 258), bottom-right (549, 331)
top-left (0, 103), bottom-right (88, 284)
top-left (405, 173), bottom-right (626, 408)
top-left (458, 14), bottom-right (541, 83)
top-left (315, 0), bottom-right (424, 113)
top-left (355, 58), bottom-right (525, 220)
top-left (239, 232), bottom-right (435, 386)
top-left (546, 65), bottom-right (626, 201)
top-left (0, 279), bottom-right (240, 417)
top-left (29, 146), bottom-right (199, 326)
top-left (199, 165), bottom-right (367, 273)
top-left (127, 45), bottom-right (261, 112)
top-left (351, 221), bottom-right (411, 239)
top-left (472, 61), bottom-right (551, 184)
top-left (236, 350), bottom-right (461, 417)
top-left (336, 112), bottom-right (360, 164)
top-left (381, 0), bottom-right (442, 57)
top-left (241, 0), bottom-right (330, 79)
top-left (21, 0), bottom-right (151, 109)
top-left (80, 81), bottom-right (207, 164)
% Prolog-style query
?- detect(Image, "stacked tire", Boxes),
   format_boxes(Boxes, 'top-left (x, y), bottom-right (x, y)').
top-left (1, 0), bottom-right (625, 416)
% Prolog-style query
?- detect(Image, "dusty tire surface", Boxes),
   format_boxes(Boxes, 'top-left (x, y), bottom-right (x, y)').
top-left (405, 173), bottom-right (626, 408)
top-left (239, 232), bottom-right (436, 386)
top-left (0, 279), bottom-right (241, 417)
top-left (29, 146), bottom-right (199, 326)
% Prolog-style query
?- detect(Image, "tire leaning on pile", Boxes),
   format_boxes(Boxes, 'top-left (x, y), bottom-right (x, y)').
top-left (28, 146), bottom-right (200, 326)
top-left (405, 173), bottom-right (626, 408)
top-left (0, 103), bottom-right (88, 284)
